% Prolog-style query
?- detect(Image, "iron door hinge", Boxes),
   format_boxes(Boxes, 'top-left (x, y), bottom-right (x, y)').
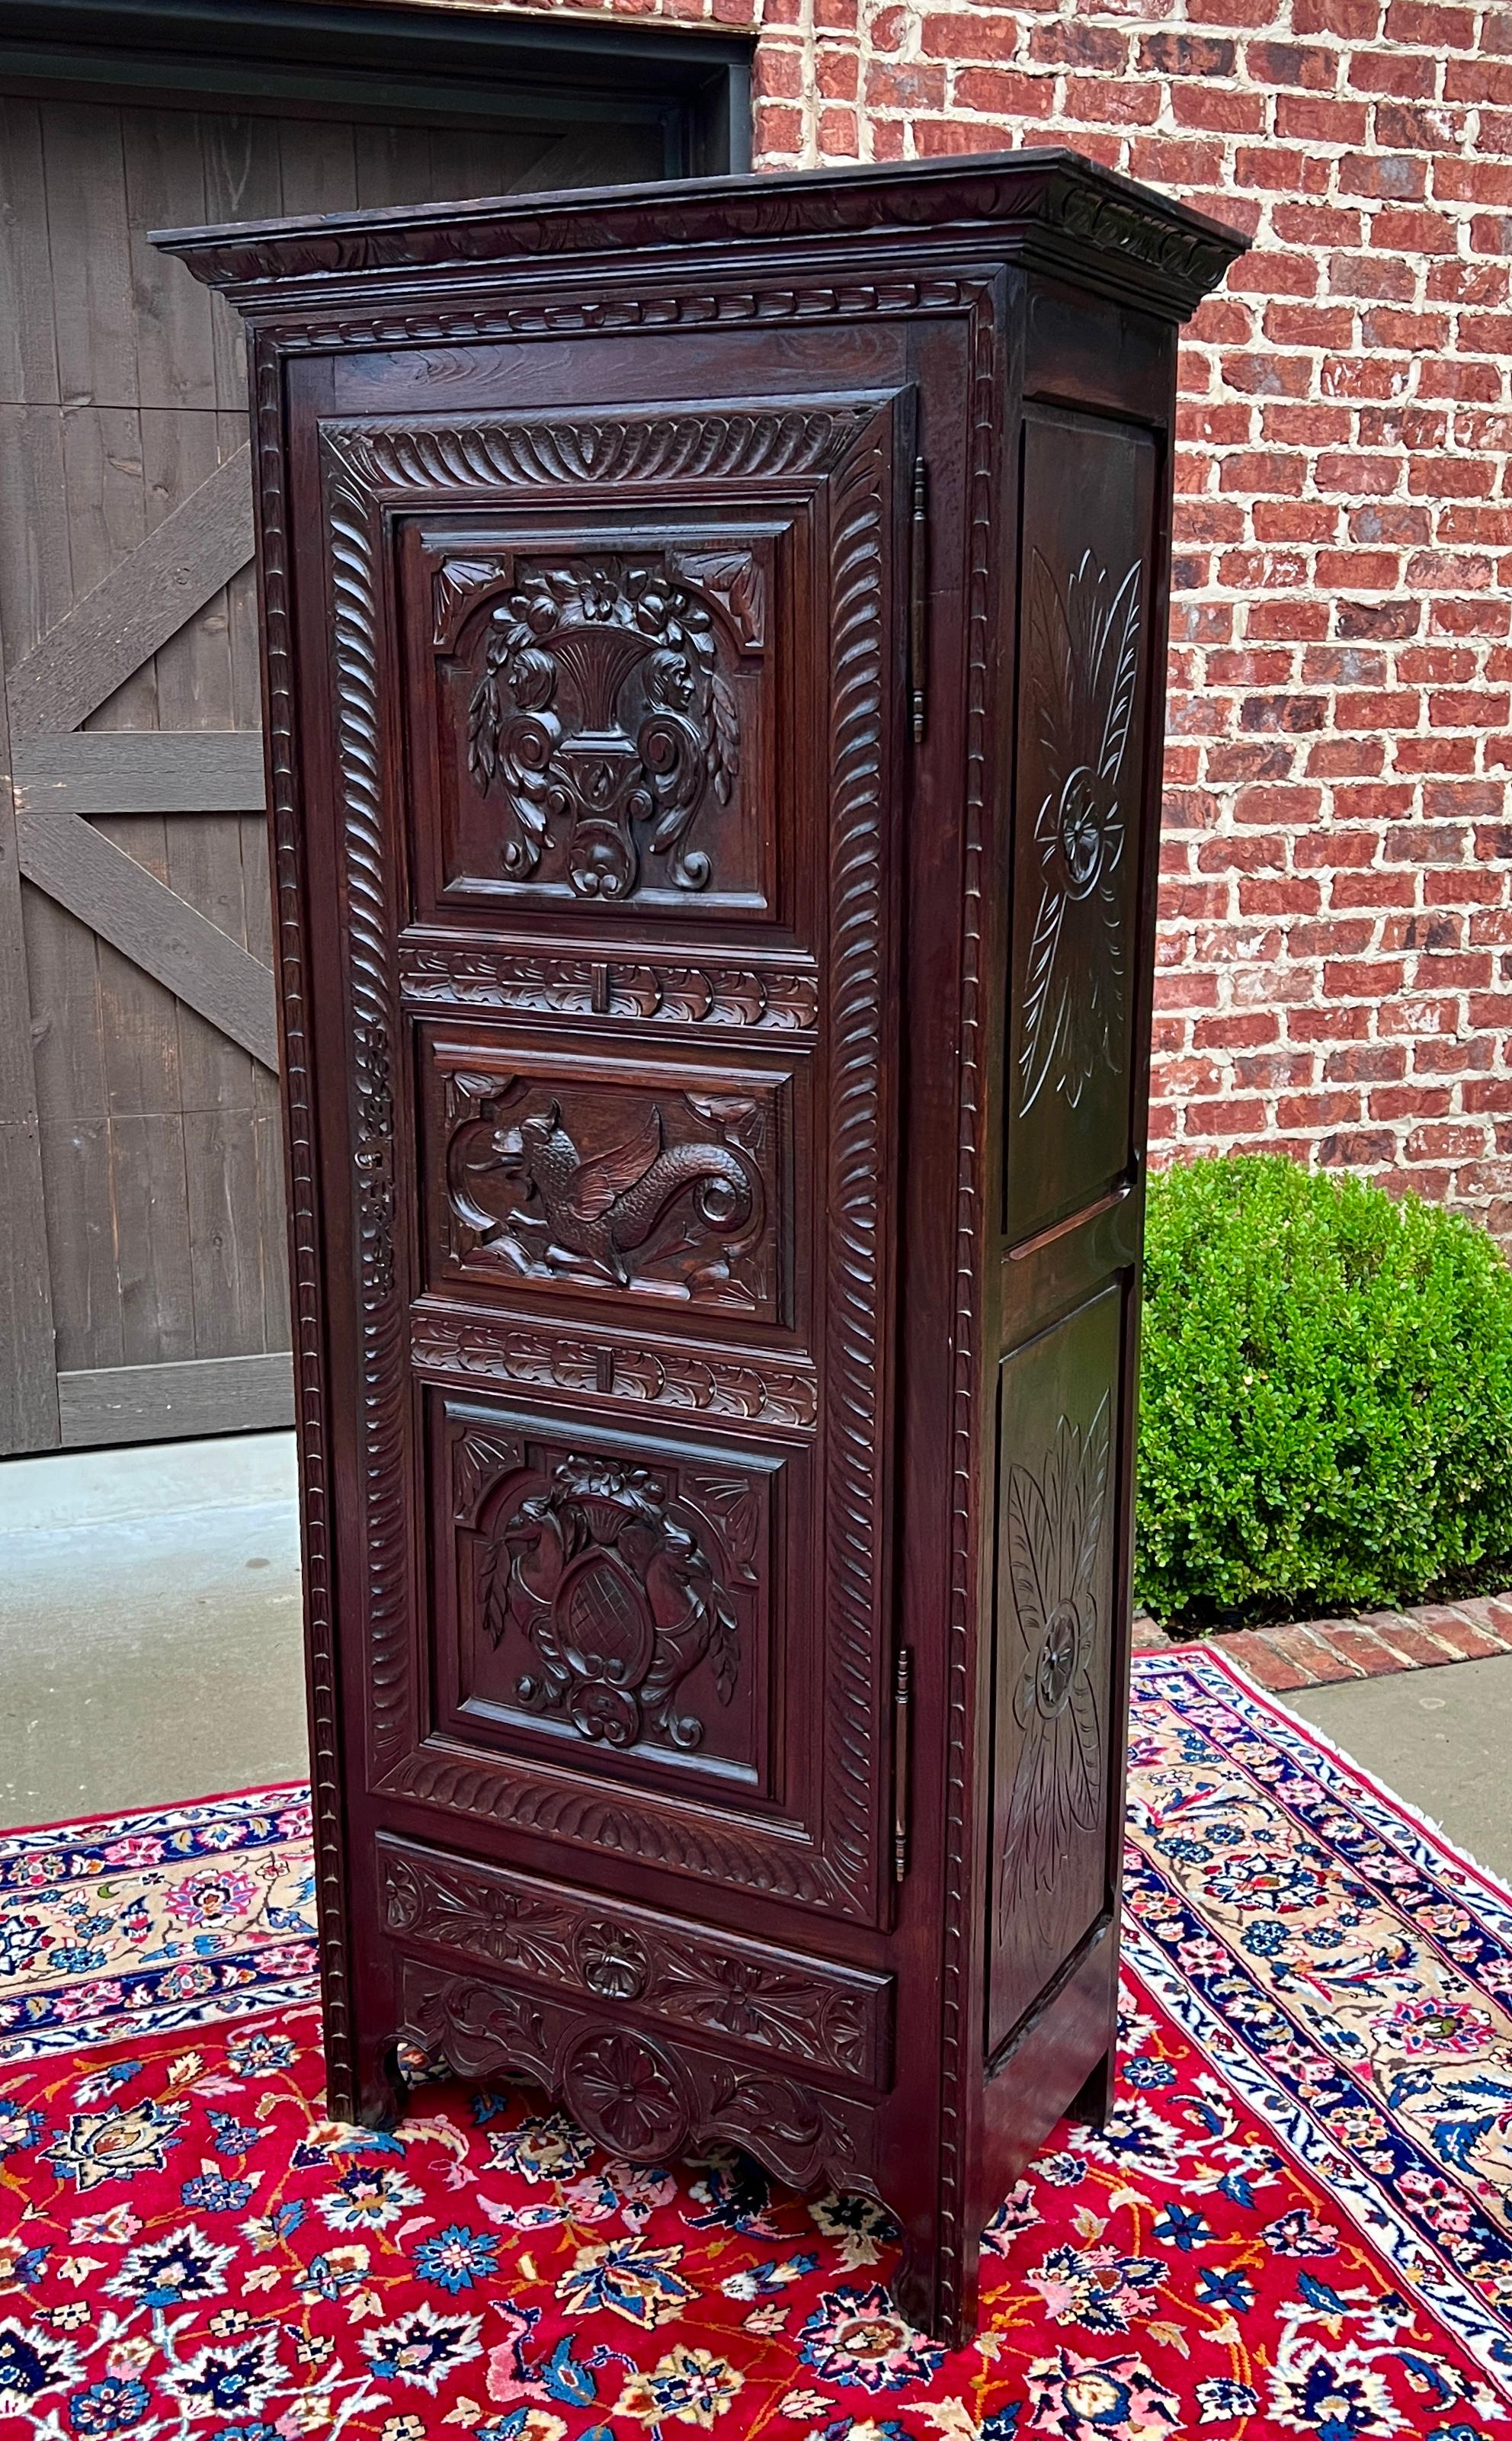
top-left (892, 1645), bottom-right (913, 1882)
top-left (908, 455), bottom-right (927, 746)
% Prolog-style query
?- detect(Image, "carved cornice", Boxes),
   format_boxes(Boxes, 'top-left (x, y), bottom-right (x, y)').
top-left (156, 150), bottom-right (1246, 324)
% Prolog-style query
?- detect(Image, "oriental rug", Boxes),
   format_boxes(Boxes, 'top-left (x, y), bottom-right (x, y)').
top-left (2, 1649), bottom-right (1510, 2439)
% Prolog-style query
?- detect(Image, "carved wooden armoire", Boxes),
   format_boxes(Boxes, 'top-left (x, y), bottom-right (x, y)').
top-left (159, 153), bottom-right (1242, 2342)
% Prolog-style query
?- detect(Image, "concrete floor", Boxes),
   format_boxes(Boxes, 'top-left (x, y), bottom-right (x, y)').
top-left (0, 1432), bottom-right (309, 1829)
top-left (1287, 1653), bottom-right (1512, 1887)
top-left (2, 1430), bottom-right (1510, 1892)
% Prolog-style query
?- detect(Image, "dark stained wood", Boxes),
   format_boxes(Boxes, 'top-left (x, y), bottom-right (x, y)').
top-left (160, 151), bottom-right (1244, 2340)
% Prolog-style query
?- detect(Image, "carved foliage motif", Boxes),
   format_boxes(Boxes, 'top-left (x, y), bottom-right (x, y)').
top-left (997, 1395), bottom-right (1110, 1933)
top-left (1019, 549), bottom-right (1142, 1117)
top-left (399, 945), bottom-right (818, 1033)
top-left (383, 1849), bottom-right (574, 1977)
top-left (475, 1451), bottom-right (743, 1754)
top-left (463, 554), bottom-right (750, 903)
top-left (444, 1074), bottom-right (769, 1310)
top-left (411, 1310), bottom-right (818, 1429)
top-left (397, 1961), bottom-right (873, 2192)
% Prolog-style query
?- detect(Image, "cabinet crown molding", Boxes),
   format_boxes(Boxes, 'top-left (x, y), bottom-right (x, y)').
top-left (155, 147), bottom-right (1248, 322)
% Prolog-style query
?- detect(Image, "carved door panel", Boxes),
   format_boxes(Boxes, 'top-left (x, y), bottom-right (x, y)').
top-left (988, 1285), bottom-right (1121, 2058)
top-left (1004, 407), bottom-right (1158, 1249)
top-left (315, 382), bottom-right (908, 1930)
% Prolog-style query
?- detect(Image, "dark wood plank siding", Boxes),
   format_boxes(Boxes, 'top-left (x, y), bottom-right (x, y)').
top-left (0, 84), bottom-right (667, 1448)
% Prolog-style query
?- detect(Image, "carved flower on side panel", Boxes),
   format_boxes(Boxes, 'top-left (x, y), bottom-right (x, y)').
top-left (1019, 548), bottom-right (1142, 1117)
top-left (997, 1396), bottom-right (1111, 1935)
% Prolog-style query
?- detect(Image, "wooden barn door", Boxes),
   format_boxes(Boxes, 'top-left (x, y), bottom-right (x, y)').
top-left (0, 89), bottom-right (668, 1454)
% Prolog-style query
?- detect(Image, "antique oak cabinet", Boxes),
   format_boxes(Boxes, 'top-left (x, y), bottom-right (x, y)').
top-left (160, 155), bottom-right (1243, 2340)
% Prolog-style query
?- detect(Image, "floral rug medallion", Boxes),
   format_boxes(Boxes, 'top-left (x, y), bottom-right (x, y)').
top-left (1, 1652), bottom-right (1510, 2437)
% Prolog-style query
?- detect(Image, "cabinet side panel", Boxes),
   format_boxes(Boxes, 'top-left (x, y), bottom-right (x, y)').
top-left (986, 1281), bottom-right (1123, 2061)
top-left (1004, 410), bottom-right (1158, 1247)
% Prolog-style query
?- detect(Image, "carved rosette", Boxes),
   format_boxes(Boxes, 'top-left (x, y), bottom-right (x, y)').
top-left (397, 1964), bottom-right (871, 2192)
top-left (1019, 548), bottom-right (1142, 1118)
top-left (997, 1396), bottom-right (1110, 1935)
top-left (564, 2026), bottom-right (690, 2156)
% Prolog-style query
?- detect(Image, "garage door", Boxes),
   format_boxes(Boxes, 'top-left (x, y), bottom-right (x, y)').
top-left (0, 89), bottom-right (669, 1451)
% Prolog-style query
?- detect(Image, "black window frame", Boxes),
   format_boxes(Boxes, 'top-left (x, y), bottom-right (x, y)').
top-left (0, 0), bottom-right (753, 181)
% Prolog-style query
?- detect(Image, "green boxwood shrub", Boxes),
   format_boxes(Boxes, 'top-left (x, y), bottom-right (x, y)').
top-left (1136, 1153), bottom-right (1512, 1629)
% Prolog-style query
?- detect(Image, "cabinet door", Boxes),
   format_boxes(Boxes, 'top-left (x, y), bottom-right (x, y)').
top-left (307, 372), bottom-right (911, 1929)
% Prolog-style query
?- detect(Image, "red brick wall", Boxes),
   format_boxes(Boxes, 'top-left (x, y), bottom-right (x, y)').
top-left (421, 0), bottom-right (1512, 1235)
top-left (749, 0), bottom-right (1512, 1237)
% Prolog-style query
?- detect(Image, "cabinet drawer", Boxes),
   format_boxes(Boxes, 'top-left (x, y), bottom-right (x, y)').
top-left (376, 1831), bottom-right (892, 2091)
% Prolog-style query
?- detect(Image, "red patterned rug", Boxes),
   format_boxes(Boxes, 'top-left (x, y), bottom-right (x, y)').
top-left (2, 1650), bottom-right (1511, 2438)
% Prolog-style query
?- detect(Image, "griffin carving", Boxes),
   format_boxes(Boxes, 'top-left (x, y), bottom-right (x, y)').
top-left (448, 1093), bottom-right (760, 1295)
top-left (1019, 548), bottom-right (1142, 1115)
top-left (480, 1455), bottom-right (741, 1751)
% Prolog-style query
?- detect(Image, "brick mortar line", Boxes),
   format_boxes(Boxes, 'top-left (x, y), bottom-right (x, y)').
top-left (1136, 1583), bottom-right (1512, 1688)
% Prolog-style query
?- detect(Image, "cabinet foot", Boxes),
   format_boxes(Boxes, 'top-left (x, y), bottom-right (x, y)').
top-left (1066, 2040), bottom-right (1116, 2131)
top-left (889, 2225), bottom-right (979, 2349)
top-left (354, 2039), bottom-right (408, 2134)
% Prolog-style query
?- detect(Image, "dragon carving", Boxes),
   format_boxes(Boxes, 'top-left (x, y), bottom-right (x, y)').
top-left (447, 1092), bottom-right (761, 1297)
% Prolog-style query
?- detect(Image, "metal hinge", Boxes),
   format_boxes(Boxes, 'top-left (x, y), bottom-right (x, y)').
top-left (908, 456), bottom-right (927, 746)
top-left (892, 1646), bottom-right (913, 1882)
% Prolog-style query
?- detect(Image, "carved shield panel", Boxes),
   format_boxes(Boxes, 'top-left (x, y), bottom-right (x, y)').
top-left (437, 1400), bottom-right (779, 1795)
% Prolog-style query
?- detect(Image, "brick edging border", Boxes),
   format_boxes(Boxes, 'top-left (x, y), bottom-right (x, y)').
top-left (1132, 1589), bottom-right (1512, 1692)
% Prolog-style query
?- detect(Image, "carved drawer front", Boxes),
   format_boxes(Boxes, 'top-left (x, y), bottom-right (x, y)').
top-left (379, 1831), bottom-right (892, 2091)
top-left (421, 1024), bottom-right (803, 1329)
